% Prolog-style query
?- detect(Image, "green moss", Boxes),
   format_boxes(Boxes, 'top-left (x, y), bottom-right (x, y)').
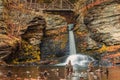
top-left (97, 44), bottom-right (107, 53)
top-left (12, 40), bottom-right (40, 64)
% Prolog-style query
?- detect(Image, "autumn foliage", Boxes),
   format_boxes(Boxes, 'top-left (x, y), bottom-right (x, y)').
top-left (107, 45), bottom-right (120, 52)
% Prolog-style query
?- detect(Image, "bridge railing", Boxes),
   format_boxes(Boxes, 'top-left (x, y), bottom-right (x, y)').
top-left (6, 0), bottom-right (75, 14)
top-left (24, 3), bottom-right (45, 10)
top-left (45, 0), bottom-right (74, 11)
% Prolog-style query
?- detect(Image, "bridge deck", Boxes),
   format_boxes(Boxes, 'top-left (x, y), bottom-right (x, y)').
top-left (24, 0), bottom-right (74, 12)
top-left (43, 9), bottom-right (74, 12)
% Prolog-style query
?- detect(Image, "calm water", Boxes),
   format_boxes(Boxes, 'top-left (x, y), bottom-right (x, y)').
top-left (0, 65), bottom-right (89, 80)
top-left (0, 65), bottom-right (67, 80)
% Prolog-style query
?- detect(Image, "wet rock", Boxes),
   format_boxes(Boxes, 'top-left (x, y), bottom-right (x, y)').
top-left (40, 14), bottom-right (68, 59)
top-left (39, 59), bottom-right (58, 65)
top-left (40, 29), bottom-right (68, 59)
top-left (26, 71), bottom-right (30, 74)
top-left (6, 70), bottom-right (12, 77)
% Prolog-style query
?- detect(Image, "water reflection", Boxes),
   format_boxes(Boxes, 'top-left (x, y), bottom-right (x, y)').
top-left (0, 65), bottom-right (65, 80)
top-left (0, 65), bottom-right (95, 80)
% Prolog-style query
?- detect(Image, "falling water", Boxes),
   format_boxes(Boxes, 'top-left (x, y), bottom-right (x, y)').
top-left (56, 24), bottom-right (94, 68)
top-left (67, 24), bottom-right (94, 68)
top-left (68, 24), bottom-right (76, 55)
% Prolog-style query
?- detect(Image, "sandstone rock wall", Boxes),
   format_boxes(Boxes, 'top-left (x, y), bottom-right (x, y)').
top-left (0, 1), bottom-right (20, 63)
top-left (22, 16), bottom-right (46, 46)
top-left (21, 14), bottom-right (68, 60)
top-left (85, 1), bottom-right (120, 45)
top-left (75, 0), bottom-right (120, 53)
top-left (45, 14), bottom-right (67, 30)
top-left (0, 0), bottom-right (7, 34)
top-left (23, 14), bottom-right (68, 58)
top-left (0, 0), bottom-right (3, 20)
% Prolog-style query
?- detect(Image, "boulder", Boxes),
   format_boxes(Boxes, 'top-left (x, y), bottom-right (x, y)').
top-left (0, 34), bottom-right (19, 61)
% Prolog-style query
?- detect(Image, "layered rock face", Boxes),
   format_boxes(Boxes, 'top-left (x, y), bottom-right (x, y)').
top-left (0, 1), bottom-right (9, 61)
top-left (0, 0), bottom-right (3, 20)
top-left (40, 14), bottom-right (68, 58)
top-left (85, 1), bottom-right (120, 46)
top-left (22, 16), bottom-right (46, 47)
top-left (0, 1), bottom-right (20, 63)
top-left (22, 14), bottom-right (68, 60)
top-left (0, 0), bottom-right (6, 34)
top-left (10, 16), bottom-right (46, 63)
top-left (45, 14), bottom-right (67, 30)
top-left (75, 0), bottom-right (120, 53)
top-left (40, 27), bottom-right (68, 58)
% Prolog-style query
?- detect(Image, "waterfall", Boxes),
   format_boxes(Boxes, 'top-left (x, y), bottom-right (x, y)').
top-left (56, 24), bottom-right (94, 68)
top-left (68, 24), bottom-right (76, 55)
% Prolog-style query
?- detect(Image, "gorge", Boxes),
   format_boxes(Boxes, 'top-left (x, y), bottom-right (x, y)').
top-left (0, 0), bottom-right (120, 65)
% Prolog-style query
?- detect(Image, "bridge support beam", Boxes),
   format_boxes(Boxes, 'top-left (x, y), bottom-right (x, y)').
top-left (60, 0), bottom-right (62, 9)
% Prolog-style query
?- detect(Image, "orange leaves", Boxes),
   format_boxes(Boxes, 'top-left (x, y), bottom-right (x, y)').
top-left (3, 0), bottom-right (32, 37)
top-left (97, 44), bottom-right (120, 53)
top-left (54, 34), bottom-right (65, 41)
top-left (45, 26), bottom-right (68, 44)
top-left (80, 0), bottom-right (109, 16)
top-left (107, 45), bottom-right (120, 52)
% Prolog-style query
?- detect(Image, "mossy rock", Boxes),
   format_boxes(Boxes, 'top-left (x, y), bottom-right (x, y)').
top-left (12, 40), bottom-right (40, 64)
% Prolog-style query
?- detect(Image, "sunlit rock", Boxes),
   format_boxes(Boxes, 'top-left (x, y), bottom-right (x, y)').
top-left (85, 2), bottom-right (120, 45)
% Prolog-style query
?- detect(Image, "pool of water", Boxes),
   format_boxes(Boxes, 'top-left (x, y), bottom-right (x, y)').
top-left (0, 65), bottom-right (89, 80)
top-left (0, 65), bottom-right (68, 80)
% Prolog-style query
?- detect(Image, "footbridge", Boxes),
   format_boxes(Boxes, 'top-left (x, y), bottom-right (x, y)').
top-left (6, 0), bottom-right (74, 14)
